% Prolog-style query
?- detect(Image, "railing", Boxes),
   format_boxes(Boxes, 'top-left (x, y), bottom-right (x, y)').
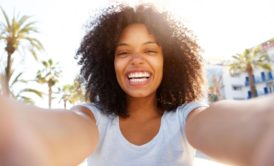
top-left (245, 76), bottom-right (273, 86)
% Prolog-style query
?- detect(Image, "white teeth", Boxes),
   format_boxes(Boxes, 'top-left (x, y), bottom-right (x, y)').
top-left (129, 78), bottom-right (148, 84)
top-left (128, 72), bottom-right (150, 79)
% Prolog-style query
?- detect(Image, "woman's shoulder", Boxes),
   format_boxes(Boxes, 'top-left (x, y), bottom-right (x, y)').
top-left (176, 101), bottom-right (208, 112)
top-left (72, 103), bottom-right (115, 125)
top-left (165, 101), bottom-right (208, 125)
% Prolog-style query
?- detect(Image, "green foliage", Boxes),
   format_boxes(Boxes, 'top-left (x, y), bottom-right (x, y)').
top-left (229, 46), bottom-right (272, 98)
top-left (0, 7), bottom-right (43, 96)
top-left (229, 47), bottom-right (272, 75)
top-left (0, 7), bottom-right (43, 57)
top-left (207, 75), bottom-right (224, 103)
top-left (13, 88), bottom-right (44, 104)
top-left (9, 72), bottom-right (43, 104)
top-left (36, 59), bottom-right (61, 86)
top-left (58, 75), bottom-right (86, 109)
top-left (36, 59), bottom-right (62, 108)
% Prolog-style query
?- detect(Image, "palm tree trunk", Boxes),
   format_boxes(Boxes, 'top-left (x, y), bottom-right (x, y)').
top-left (247, 63), bottom-right (258, 98)
top-left (48, 84), bottom-right (52, 109)
top-left (4, 52), bottom-right (12, 96)
top-left (64, 100), bottom-right (67, 109)
top-left (4, 43), bottom-right (16, 96)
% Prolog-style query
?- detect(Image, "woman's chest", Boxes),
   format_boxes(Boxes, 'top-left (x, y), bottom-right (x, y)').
top-left (119, 117), bottom-right (161, 146)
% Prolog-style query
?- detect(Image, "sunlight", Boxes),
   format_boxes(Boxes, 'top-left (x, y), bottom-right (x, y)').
top-left (194, 158), bottom-right (228, 166)
top-left (79, 157), bottom-right (228, 166)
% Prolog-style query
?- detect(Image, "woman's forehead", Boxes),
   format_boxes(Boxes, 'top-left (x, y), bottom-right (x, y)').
top-left (117, 23), bottom-right (157, 46)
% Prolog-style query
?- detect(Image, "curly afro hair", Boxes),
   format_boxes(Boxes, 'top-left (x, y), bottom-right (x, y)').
top-left (76, 4), bottom-right (205, 117)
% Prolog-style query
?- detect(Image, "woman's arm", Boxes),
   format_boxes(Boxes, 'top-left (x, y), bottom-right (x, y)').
top-left (0, 96), bottom-right (99, 166)
top-left (186, 94), bottom-right (274, 166)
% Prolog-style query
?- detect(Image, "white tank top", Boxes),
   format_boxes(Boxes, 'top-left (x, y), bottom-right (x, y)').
top-left (81, 102), bottom-right (207, 166)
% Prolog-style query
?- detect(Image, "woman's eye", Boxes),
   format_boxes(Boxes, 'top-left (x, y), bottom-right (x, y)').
top-left (116, 51), bottom-right (129, 57)
top-left (119, 52), bottom-right (128, 55)
top-left (144, 50), bottom-right (157, 54)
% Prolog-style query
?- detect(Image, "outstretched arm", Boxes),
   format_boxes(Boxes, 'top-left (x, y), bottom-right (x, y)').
top-left (186, 94), bottom-right (274, 166)
top-left (0, 96), bottom-right (99, 166)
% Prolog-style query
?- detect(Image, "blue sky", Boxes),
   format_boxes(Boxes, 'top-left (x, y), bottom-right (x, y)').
top-left (1, 0), bottom-right (274, 108)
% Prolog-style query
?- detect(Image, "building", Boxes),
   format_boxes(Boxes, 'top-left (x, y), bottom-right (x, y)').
top-left (207, 38), bottom-right (274, 102)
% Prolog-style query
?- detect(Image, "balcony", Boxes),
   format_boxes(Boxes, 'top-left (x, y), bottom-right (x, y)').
top-left (245, 72), bottom-right (273, 86)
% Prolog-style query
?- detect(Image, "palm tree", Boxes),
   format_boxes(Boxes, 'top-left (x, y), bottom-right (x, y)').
top-left (59, 75), bottom-right (86, 109)
top-left (36, 59), bottom-right (61, 108)
top-left (208, 75), bottom-right (224, 103)
top-left (59, 84), bottom-right (72, 109)
top-left (229, 47), bottom-right (272, 98)
top-left (9, 72), bottom-right (43, 104)
top-left (0, 7), bottom-right (43, 95)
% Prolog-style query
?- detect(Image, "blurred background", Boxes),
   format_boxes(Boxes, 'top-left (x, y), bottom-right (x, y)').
top-left (1, 0), bottom-right (274, 165)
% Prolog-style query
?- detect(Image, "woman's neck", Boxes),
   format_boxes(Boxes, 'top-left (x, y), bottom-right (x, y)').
top-left (126, 94), bottom-right (161, 120)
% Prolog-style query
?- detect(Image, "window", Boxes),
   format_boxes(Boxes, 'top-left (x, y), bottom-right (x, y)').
top-left (247, 91), bottom-right (252, 99)
top-left (261, 72), bottom-right (266, 81)
top-left (264, 87), bottom-right (269, 94)
top-left (245, 77), bottom-right (249, 86)
top-left (232, 85), bottom-right (242, 91)
top-left (269, 71), bottom-right (273, 80)
top-left (246, 75), bottom-right (257, 84)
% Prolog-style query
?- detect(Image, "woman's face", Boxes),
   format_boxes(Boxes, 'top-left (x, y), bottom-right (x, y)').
top-left (114, 24), bottom-right (163, 99)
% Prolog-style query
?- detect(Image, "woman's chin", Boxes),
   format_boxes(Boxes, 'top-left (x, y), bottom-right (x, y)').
top-left (125, 90), bottom-right (156, 99)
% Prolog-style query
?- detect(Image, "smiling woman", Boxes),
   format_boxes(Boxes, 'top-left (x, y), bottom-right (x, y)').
top-left (114, 24), bottom-right (164, 98)
top-left (0, 3), bottom-right (274, 166)
top-left (77, 4), bottom-right (204, 118)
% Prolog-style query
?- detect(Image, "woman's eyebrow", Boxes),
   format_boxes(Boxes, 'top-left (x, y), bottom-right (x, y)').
top-left (143, 41), bottom-right (158, 45)
top-left (116, 41), bottom-right (158, 47)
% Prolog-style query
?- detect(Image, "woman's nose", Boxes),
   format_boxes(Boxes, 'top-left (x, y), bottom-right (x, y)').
top-left (130, 53), bottom-right (144, 65)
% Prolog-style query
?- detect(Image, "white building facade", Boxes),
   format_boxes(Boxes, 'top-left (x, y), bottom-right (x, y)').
top-left (207, 38), bottom-right (274, 101)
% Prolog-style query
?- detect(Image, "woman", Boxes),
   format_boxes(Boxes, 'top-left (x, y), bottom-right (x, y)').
top-left (1, 4), bottom-right (274, 166)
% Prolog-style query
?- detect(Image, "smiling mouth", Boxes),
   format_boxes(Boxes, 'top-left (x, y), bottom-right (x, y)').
top-left (127, 71), bottom-right (151, 85)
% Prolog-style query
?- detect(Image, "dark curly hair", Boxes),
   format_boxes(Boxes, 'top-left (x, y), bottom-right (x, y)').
top-left (76, 4), bottom-right (205, 117)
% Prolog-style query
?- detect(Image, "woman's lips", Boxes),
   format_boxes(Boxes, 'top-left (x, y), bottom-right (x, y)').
top-left (126, 71), bottom-right (152, 87)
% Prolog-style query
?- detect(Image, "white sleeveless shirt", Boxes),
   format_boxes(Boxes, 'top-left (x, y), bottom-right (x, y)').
top-left (81, 102), bottom-right (207, 166)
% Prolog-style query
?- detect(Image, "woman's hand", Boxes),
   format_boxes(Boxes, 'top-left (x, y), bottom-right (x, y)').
top-left (186, 94), bottom-right (274, 166)
top-left (0, 96), bottom-right (51, 166)
top-left (252, 107), bottom-right (274, 166)
top-left (0, 95), bottom-right (98, 166)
